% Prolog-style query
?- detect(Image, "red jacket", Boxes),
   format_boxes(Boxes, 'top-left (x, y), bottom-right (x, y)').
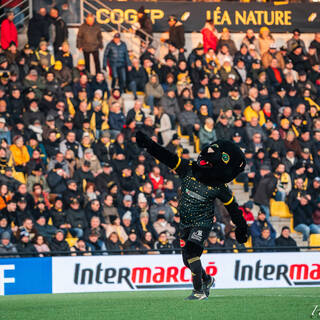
top-left (239, 207), bottom-right (255, 224)
top-left (1, 18), bottom-right (18, 50)
top-left (201, 27), bottom-right (218, 53)
top-left (149, 172), bottom-right (164, 191)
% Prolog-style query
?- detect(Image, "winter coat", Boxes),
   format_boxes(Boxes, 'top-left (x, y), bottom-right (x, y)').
top-left (52, 16), bottom-right (68, 50)
top-left (103, 40), bottom-right (131, 68)
top-left (66, 208), bottom-right (88, 230)
top-left (10, 144), bottom-right (30, 166)
top-left (253, 172), bottom-right (277, 206)
top-left (16, 242), bottom-right (38, 257)
top-left (144, 75), bottom-right (164, 101)
top-left (199, 126), bottom-right (217, 149)
top-left (275, 235), bottom-right (299, 252)
top-left (250, 219), bottom-right (276, 241)
top-left (160, 95), bottom-right (180, 118)
top-left (76, 22), bottom-right (103, 52)
top-left (291, 200), bottom-right (314, 228)
top-left (201, 24), bottom-right (218, 52)
top-left (254, 236), bottom-right (275, 252)
top-left (0, 243), bottom-right (18, 257)
top-left (27, 13), bottom-right (50, 48)
top-left (108, 111), bottom-right (125, 131)
top-left (169, 21), bottom-right (185, 49)
top-left (0, 18), bottom-right (17, 50)
top-left (49, 238), bottom-right (69, 256)
top-left (153, 220), bottom-right (175, 239)
top-left (178, 110), bottom-right (200, 127)
top-left (106, 224), bottom-right (128, 244)
top-left (261, 51), bottom-right (285, 69)
top-left (77, 156), bottom-right (101, 176)
top-left (47, 170), bottom-right (67, 194)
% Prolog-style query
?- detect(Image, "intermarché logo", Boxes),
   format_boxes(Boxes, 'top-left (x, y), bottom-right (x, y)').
top-left (73, 262), bottom-right (217, 289)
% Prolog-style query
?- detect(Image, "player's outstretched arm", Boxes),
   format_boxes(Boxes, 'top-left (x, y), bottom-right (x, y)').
top-left (136, 131), bottom-right (180, 170)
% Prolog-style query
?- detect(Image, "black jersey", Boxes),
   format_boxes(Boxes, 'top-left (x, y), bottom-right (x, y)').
top-left (175, 159), bottom-right (234, 229)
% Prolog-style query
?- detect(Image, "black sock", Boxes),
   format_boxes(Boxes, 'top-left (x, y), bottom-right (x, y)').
top-left (201, 268), bottom-right (210, 282)
top-left (188, 257), bottom-right (203, 292)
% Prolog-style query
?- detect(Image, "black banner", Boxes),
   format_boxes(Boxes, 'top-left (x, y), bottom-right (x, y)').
top-left (33, 1), bottom-right (320, 33)
top-left (84, 1), bottom-right (320, 33)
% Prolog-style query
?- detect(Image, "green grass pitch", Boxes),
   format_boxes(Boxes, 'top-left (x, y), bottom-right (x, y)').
top-left (0, 288), bottom-right (319, 320)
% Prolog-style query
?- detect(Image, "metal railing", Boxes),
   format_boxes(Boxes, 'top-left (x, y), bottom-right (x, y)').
top-left (82, 0), bottom-right (164, 54)
top-left (0, 0), bottom-right (30, 27)
top-left (0, 245), bottom-right (319, 258)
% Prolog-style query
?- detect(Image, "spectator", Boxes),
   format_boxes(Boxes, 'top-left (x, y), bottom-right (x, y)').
top-left (141, 231), bottom-right (156, 254)
top-left (178, 100), bottom-right (200, 145)
top-left (201, 19), bottom-right (218, 53)
top-left (242, 29), bottom-right (259, 54)
top-left (65, 198), bottom-right (87, 238)
top-left (0, 231), bottom-right (17, 257)
top-left (206, 231), bottom-right (223, 253)
top-left (49, 229), bottom-right (69, 256)
top-left (103, 33), bottom-right (131, 93)
top-left (123, 228), bottom-right (143, 255)
top-left (128, 58), bottom-right (147, 100)
top-left (16, 230), bottom-right (38, 257)
top-left (254, 227), bottom-right (275, 252)
top-left (262, 43), bottom-right (285, 70)
top-left (239, 201), bottom-right (255, 226)
top-left (106, 216), bottom-right (128, 245)
top-left (144, 74), bottom-right (164, 111)
top-left (287, 29), bottom-right (307, 55)
top-left (49, 7), bottom-right (68, 54)
top-left (291, 194), bottom-right (320, 241)
top-left (258, 26), bottom-right (274, 55)
top-left (217, 28), bottom-right (237, 56)
top-left (76, 13), bottom-right (102, 74)
top-left (167, 15), bottom-right (185, 52)
top-left (33, 234), bottom-right (50, 257)
top-left (153, 213), bottom-right (175, 241)
top-left (253, 164), bottom-right (277, 219)
top-left (27, 7), bottom-right (50, 49)
top-left (154, 231), bottom-right (173, 254)
top-left (136, 6), bottom-right (153, 46)
top-left (106, 231), bottom-right (122, 255)
top-left (1, 11), bottom-right (17, 50)
top-left (224, 227), bottom-right (246, 253)
top-left (250, 209), bottom-right (276, 243)
top-left (199, 117), bottom-right (217, 149)
top-left (86, 230), bottom-right (107, 256)
top-left (275, 226), bottom-right (299, 252)
top-left (70, 238), bottom-right (91, 256)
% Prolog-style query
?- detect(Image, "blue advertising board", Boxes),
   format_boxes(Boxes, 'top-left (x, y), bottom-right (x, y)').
top-left (0, 258), bottom-right (52, 296)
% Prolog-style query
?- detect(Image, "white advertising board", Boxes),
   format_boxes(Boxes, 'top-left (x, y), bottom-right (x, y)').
top-left (52, 252), bottom-right (320, 293)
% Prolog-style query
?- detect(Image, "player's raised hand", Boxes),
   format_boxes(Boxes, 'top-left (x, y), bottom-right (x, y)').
top-left (136, 131), bottom-right (152, 148)
top-left (235, 223), bottom-right (248, 244)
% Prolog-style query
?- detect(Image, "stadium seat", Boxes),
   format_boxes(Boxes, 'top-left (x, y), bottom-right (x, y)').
top-left (309, 234), bottom-right (320, 250)
top-left (244, 236), bottom-right (253, 252)
top-left (290, 217), bottom-right (297, 234)
top-left (232, 178), bottom-right (253, 187)
top-left (177, 124), bottom-right (200, 153)
top-left (270, 199), bottom-right (292, 218)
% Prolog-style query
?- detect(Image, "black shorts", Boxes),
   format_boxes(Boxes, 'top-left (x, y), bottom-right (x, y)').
top-left (180, 227), bottom-right (211, 247)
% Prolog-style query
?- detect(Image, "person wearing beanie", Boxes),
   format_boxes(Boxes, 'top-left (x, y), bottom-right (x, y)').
top-left (0, 231), bottom-right (18, 257)
top-left (275, 226), bottom-right (299, 252)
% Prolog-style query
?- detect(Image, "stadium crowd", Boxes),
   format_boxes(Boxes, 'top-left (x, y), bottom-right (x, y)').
top-left (0, 6), bottom-right (319, 257)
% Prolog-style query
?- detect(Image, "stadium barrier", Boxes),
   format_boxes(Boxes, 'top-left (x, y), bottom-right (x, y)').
top-left (1, 252), bottom-right (320, 295)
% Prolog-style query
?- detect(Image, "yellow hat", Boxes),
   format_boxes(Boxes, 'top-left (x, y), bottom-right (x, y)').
top-left (280, 118), bottom-right (290, 127)
top-left (54, 61), bottom-right (62, 71)
top-left (260, 26), bottom-right (269, 33)
top-left (222, 27), bottom-right (229, 33)
top-left (78, 59), bottom-right (85, 66)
